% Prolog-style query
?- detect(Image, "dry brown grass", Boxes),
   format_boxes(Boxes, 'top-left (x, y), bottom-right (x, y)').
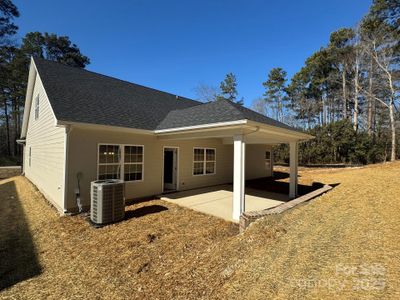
top-left (1, 162), bottom-right (400, 299)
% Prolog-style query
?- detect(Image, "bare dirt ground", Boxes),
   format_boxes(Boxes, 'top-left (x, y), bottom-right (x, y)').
top-left (1, 161), bottom-right (400, 299)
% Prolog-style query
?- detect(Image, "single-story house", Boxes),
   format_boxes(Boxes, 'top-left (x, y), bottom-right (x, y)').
top-left (19, 57), bottom-right (313, 221)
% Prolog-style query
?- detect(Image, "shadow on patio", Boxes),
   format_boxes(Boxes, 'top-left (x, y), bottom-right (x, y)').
top-left (246, 171), bottom-right (325, 198)
top-left (0, 180), bottom-right (42, 291)
top-left (160, 170), bottom-right (324, 222)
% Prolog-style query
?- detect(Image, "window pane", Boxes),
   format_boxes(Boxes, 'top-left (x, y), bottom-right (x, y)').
top-left (98, 164), bottom-right (120, 180)
top-left (206, 162), bottom-right (215, 174)
top-left (206, 149), bottom-right (215, 161)
top-left (132, 153), bottom-right (143, 163)
top-left (193, 162), bottom-right (204, 175)
top-left (99, 145), bottom-right (120, 164)
top-left (265, 151), bottom-right (271, 160)
top-left (124, 145), bottom-right (131, 162)
top-left (124, 163), bottom-right (143, 181)
top-left (125, 146), bottom-right (143, 163)
top-left (110, 145), bottom-right (120, 163)
top-left (194, 148), bottom-right (204, 161)
top-left (99, 145), bottom-right (107, 163)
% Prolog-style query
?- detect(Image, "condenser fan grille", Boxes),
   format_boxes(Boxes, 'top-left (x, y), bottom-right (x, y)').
top-left (90, 180), bottom-right (125, 225)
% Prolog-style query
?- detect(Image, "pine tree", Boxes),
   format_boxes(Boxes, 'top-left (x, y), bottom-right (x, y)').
top-left (0, 0), bottom-right (19, 46)
top-left (262, 68), bottom-right (288, 122)
top-left (328, 28), bottom-right (355, 120)
top-left (0, 30), bottom-right (90, 158)
top-left (217, 72), bottom-right (243, 105)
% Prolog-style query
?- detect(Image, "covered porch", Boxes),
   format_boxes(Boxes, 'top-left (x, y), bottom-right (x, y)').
top-left (156, 119), bottom-right (313, 222)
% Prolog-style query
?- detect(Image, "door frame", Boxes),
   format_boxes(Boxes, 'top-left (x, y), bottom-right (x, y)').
top-left (162, 146), bottom-right (179, 192)
top-left (265, 149), bottom-right (272, 176)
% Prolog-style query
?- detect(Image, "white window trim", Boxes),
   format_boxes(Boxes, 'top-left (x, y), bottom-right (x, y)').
top-left (192, 147), bottom-right (216, 176)
top-left (34, 94), bottom-right (40, 120)
top-left (97, 143), bottom-right (144, 182)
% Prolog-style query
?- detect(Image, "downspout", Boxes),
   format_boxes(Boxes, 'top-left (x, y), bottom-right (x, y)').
top-left (243, 126), bottom-right (260, 137)
top-left (63, 125), bottom-right (72, 214)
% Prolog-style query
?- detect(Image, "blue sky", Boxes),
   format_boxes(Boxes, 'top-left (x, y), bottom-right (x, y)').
top-left (14, 0), bottom-right (371, 107)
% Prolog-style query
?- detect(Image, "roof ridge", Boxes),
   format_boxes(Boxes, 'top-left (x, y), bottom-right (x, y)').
top-left (158, 100), bottom-right (209, 118)
top-left (215, 98), bottom-right (247, 118)
top-left (33, 57), bottom-right (201, 105)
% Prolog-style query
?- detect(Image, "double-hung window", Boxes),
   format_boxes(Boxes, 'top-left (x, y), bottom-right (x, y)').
top-left (97, 144), bottom-right (144, 181)
top-left (193, 148), bottom-right (216, 175)
top-left (124, 145), bottom-right (143, 181)
top-left (98, 145), bottom-right (121, 180)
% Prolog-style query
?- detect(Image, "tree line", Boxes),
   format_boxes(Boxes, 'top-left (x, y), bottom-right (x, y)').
top-left (265, 0), bottom-right (399, 164)
top-left (0, 0), bottom-right (89, 165)
top-left (196, 0), bottom-right (399, 164)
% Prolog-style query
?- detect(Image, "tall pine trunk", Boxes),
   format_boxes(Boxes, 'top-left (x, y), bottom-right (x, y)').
top-left (367, 60), bottom-right (374, 136)
top-left (13, 98), bottom-right (18, 156)
top-left (322, 95), bottom-right (327, 126)
top-left (16, 99), bottom-right (21, 156)
top-left (3, 98), bottom-right (11, 156)
top-left (342, 65), bottom-right (347, 119)
top-left (353, 56), bottom-right (359, 131)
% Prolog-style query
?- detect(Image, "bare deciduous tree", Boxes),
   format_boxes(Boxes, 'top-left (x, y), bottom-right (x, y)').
top-left (193, 83), bottom-right (219, 103)
top-left (359, 22), bottom-right (399, 161)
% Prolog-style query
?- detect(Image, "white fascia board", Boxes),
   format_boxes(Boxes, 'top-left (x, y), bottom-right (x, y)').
top-left (154, 120), bottom-right (248, 134)
top-left (20, 57), bottom-right (37, 138)
top-left (56, 120), bottom-right (155, 135)
top-left (246, 120), bottom-right (314, 141)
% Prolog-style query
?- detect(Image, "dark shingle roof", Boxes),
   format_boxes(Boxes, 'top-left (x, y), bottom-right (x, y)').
top-left (34, 58), bottom-right (201, 130)
top-left (156, 99), bottom-right (297, 132)
top-left (34, 58), bottom-right (303, 134)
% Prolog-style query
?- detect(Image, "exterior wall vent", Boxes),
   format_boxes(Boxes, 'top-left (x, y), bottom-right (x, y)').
top-left (90, 179), bottom-right (125, 225)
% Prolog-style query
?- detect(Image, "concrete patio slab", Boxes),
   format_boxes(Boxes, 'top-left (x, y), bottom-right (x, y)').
top-left (159, 184), bottom-right (288, 222)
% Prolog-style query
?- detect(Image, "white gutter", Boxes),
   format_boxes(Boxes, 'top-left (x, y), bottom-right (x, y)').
top-left (246, 120), bottom-right (314, 140)
top-left (154, 119), bottom-right (248, 134)
top-left (56, 120), bottom-right (154, 135)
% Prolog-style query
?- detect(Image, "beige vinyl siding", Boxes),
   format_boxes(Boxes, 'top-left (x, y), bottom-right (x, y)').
top-left (24, 74), bottom-right (65, 212)
top-left (245, 144), bottom-right (273, 179)
top-left (65, 127), bottom-right (234, 211)
top-left (65, 127), bottom-right (274, 212)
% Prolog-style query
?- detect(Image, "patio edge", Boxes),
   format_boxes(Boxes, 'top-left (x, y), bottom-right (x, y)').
top-left (239, 184), bottom-right (333, 232)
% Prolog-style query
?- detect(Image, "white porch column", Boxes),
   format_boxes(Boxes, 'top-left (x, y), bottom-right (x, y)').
top-left (289, 141), bottom-right (298, 199)
top-left (233, 134), bottom-right (245, 221)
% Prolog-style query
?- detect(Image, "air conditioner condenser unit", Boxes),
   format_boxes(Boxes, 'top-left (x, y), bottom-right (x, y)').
top-left (90, 179), bottom-right (125, 225)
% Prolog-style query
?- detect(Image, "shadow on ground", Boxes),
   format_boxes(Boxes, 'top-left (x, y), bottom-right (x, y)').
top-left (0, 180), bottom-right (41, 291)
top-left (246, 175), bottom-right (325, 200)
top-left (125, 205), bottom-right (168, 220)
